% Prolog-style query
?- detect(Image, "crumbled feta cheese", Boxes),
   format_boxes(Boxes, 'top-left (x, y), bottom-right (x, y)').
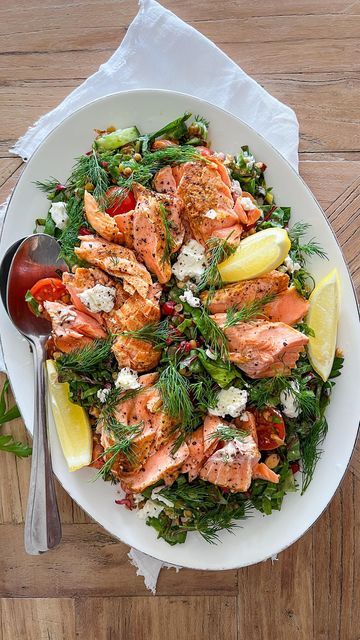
top-left (179, 288), bottom-right (201, 308)
top-left (240, 196), bottom-right (257, 211)
top-left (209, 386), bottom-right (248, 418)
top-left (97, 388), bottom-right (111, 403)
top-left (78, 284), bottom-right (116, 313)
top-left (137, 499), bottom-right (164, 520)
top-left (280, 381), bottom-right (301, 418)
top-left (132, 493), bottom-right (144, 506)
top-left (204, 209), bottom-right (218, 219)
top-left (151, 486), bottom-right (174, 507)
top-left (115, 368), bottom-right (141, 391)
top-left (231, 179), bottom-right (242, 198)
top-left (172, 239), bottom-right (206, 283)
top-left (205, 348), bottom-right (217, 361)
top-left (283, 256), bottom-right (301, 275)
top-left (243, 152), bottom-right (255, 169)
top-left (213, 151), bottom-right (225, 161)
top-left (49, 201), bottom-right (69, 231)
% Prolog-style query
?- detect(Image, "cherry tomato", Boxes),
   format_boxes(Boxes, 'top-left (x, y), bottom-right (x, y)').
top-left (161, 301), bottom-right (176, 316)
top-left (28, 277), bottom-right (69, 317)
top-left (255, 408), bottom-right (285, 451)
top-left (105, 186), bottom-right (135, 217)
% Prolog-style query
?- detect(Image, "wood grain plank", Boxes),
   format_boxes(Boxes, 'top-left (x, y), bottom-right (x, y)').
top-left (0, 524), bottom-right (237, 597)
top-left (75, 596), bottom-right (237, 640)
top-left (312, 471), bottom-right (360, 639)
top-left (299, 161), bottom-right (360, 208)
top-left (238, 529), bottom-right (313, 639)
top-left (0, 598), bottom-right (75, 640)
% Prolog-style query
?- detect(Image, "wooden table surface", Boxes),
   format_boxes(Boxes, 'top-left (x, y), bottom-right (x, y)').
top-left (1, 1), bottom-right (360, 638)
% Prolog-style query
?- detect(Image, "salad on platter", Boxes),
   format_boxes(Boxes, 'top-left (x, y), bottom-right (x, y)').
top-left (27, 112), bottom-right (342, 545)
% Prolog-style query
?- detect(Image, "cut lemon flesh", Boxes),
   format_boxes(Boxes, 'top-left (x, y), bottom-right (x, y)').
top-left (218, 228), bottom-right (291, 283)
top-left (307, 269), bottom-right (340, 382)
top-left (46, 359), bottom-right (92, 471)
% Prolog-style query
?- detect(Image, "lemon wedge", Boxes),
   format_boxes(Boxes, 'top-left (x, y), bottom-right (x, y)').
top-left (46, 360), bottom-right (92, 471)
top-left (307, 269), bottom-right (340, 381)
top-left (218, 228), bottom-right (291, 283)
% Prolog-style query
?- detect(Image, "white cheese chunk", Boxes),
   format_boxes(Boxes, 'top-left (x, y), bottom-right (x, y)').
top-left (283, 256), bottom-right (301, 275)
top-left (172, 239), bottom-right (206, 283)
top-left (204, 209), bottom-right (218, 219)
top-left (179, 288), bottom-right (201, 308)
top-left (137, 499), bottom-right (164, 520)
top-left (78, 284), bottom-right (116, 313)
top-left (151, 486), bottom-right (174, 507)
top-left (114, 367), bottom-right (141, 391)
top-left (240, 196), bottom-right (257, 211)
top-left (97, 388), bottom-right (111, 403)
top-left (49, 201), bottom-right (69, 230)
top-left (280, 381), bottom-right (301, 418)
top-left (209, 386), bottom-right (248, 418)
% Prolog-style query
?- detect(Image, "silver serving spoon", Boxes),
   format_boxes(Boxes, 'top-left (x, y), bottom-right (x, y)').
top-left (5, 233), bottom-right (67, 554)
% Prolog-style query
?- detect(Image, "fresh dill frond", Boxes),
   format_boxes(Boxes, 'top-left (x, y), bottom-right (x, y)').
top-left (289, 222), bottom-right (328, 263)
top-left (58, 196), bottom-right (89, 267)
top-left (56, 336), bottom-right (113, 374)
top-left (195, 114), bottom-right (210, 128)
top-left (94, 419), bottom-right (144, 480)
top-left (156, 360), bottom-right (193, 428)
top-left (300, 416), bottom-right (328, 493)
top-left (207, 424), bottom-right (247, 442)
top-left (34, 177), bottom-right (63, 194)
top-left (224, 293), bottom-right (276, 328)
top-left (122, 319), bottom-right (181, 349)
top-left (197, 235), bottom-right (236, 296)
top-left (68, 150), bottom-right (110, 204)
top-left (159, 203), bottom-right (174, 265)
top-left (190, 375), bottom-right (218, 413)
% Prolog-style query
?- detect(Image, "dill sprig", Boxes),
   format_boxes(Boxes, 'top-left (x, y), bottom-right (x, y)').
top-left (58, 196), bottom-right (89, 267)
top-left (68, 150), bottom-right (110, 204)
top-left (159, 203), bottom-right (174, 265)
top-left (122, 319), bottom-right (181, 349)
top-left (224, 293), bottom-right (276, 328)
top-left (207, 424), bottom-right (247, 442)
top-left (190, 375), bottom-right (218, 413)
top-left (289, 222), bottom-right (328, 264)
top-left (56, 337), bottom-right (113, 374)
top-left (156, 360), bottom-right (193, 428)
top-left (197, 235), bottom-right (236, 296)
top-left (34, 177), bottom-right (63, 194)
top-left (249, 374), bottom-right (317, 421)
top-left (94, 419), bottom-right (144, 481)
top-left (300, 415), bottom-right (328, 493)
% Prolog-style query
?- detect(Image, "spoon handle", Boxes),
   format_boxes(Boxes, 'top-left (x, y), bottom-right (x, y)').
top-left (24, 338), bottom-right (61, 555)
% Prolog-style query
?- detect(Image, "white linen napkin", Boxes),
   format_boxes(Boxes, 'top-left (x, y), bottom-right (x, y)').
top-left (1, 0), bottom-right (299, 593)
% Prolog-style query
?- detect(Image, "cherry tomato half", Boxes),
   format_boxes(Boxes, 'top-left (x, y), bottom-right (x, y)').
top-left (105, 186), bottom-right (136, 217)
top-left (28, 277), bottom-right (69, 317)
top-left (255, 407), bottom-right (285, 451)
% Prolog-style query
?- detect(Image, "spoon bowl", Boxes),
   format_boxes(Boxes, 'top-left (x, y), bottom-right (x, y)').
top-left (5, 233), bottom-right (67, 555)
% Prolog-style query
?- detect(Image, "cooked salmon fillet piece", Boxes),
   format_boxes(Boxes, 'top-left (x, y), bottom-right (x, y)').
top-left (120, 437), bottom-right (189, 493)
top-left (74, 235), bottom-right (152, 298)
top-left (181, 415), bottom-right (221, 481)
top-left (233, 191), bottom-right (262, 227)
top-left (252, 462), bottom-right (279, 484)
top-left (83, 190), bottom-right (123, 243)
top-left (62, 266), bottom-right (128, 322)
top-left (176, 161), bottom-right (243, 246)
top-left (263, 287), bottom-right (309, 325)
top-left (44, 301), bottom-right (107, 353)
top-left (153, 166), bottom-right (177, 194)
top-left (203, 271), bottom-right (289, 313)
top-left (105, 287), bottom-right (161, 372)
top-left (213, 316), bottom-right (309, 378)
top-left (200, 434), bottom-right (260, 493)
top-left (132, 183), bottom-right (184, 283)
top-left (114, 210), bottom-right (135, 248)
